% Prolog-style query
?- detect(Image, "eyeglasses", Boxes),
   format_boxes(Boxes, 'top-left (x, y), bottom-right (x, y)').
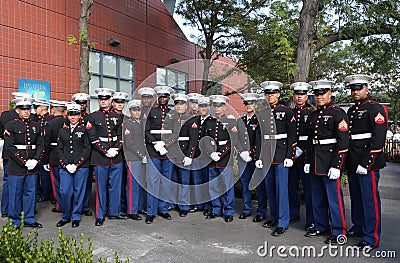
top-left (212, 102), bottom-right (225, 107)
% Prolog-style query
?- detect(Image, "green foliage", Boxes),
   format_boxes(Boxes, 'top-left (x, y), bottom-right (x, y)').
top-left (0, 220), bottom-right (127, 262)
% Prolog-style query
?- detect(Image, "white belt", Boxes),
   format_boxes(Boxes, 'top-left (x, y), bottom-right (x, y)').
top-left (264, 134), bottom-right (287, 140)
top-left (211, 140), bottom-right (228, 146)
top-left (150, 130), bottom-right (172, 134)
top-left (178, 137), bottom-right (189, 141)
top-left (15, 145), bottom-right (36, 150)
top-left (313, 138), bottom-right (337, 145)
top-left (351, 133), bottom-right (372, 140)
top-left (50, 142), bottom-right (58, 146)
top-left (99, 136), bottom-right (117, 142)
top-left (298, 136), bottom-right (308, 141)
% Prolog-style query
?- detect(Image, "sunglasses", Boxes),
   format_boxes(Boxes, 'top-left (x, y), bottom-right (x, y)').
top-left (212, 102), bottom-right (225, 107)
top-left (243, 101), bottom-right (256, 105)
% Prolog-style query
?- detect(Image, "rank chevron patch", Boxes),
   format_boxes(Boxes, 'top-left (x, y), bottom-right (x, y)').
top-left (374, 112), bottom-right (385, 124)
top-left (338, 119), bottom-right (348, 131)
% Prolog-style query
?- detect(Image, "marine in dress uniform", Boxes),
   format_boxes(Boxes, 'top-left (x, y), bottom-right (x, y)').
top-left (43, 100), bottom-right (66, 213)
top-left (304, 80), bottom-right (349, 245)
top-left (203, 95), bottom-right (238, 223)
top-left (138, 87), bottom-right (156, 121)
top-left (187, 93), bottom-right (203, 116)
top-left (345, 74), bottom-right (386, 249)
top-left (4, 96), bottom-right (44, 228)
top-left (256, 81), bottom-right (296, 236)
top-left (72, 92), bottom-right (92, 216)
top-left (123, 99), bottom-right (147, 221)
top-left (184, 97), bottom-right (213, 214)
top-left (288, 82), bottom-right (315, 231)
top-left (111, 92), bottom-right (130, 214)
top-left (144, 86), bottom-right (178, 224)
top-left (86, 88), bottom-right (125, 226)
top-left (0, 92), bottom-right (28, 217)
top-left (31, 99), bottom-right (53, 203)
top-left (236, 93), bottom-right (266, 222)
top-left (55, 103), bottom-right (91, 228)
top-left (168, 94), bottom-right (192, 216)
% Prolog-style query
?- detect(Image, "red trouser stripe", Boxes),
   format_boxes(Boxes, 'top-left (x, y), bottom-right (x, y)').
top-left (49, 167), bottom-right (58, 210)
top-left (336, 179), bottom-right (347, 235)
top-left (128, 161), bottom-right (133, 215)
top-left (95, 179), bottom-right (99, 218)
top-left (371, 171), bottom-right (380, 247)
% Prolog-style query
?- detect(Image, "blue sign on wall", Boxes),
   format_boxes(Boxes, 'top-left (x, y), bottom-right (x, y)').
top-left (18, 78), bottom-right (50, 101)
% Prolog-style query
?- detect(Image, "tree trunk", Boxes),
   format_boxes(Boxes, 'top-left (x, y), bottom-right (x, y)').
top-left (79, 0), bottom-right (93, 96)
top-left (293, 0), bottom-right (321, 82)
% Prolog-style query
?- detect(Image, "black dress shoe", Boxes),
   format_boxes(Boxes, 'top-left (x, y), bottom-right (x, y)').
top-left (356, 240), bottom-right (376, 250)
top-left (72, 220), bottom-right (80, 228)
top-left (108, 215), bottom-right (128, 220)
top-left (252, 215), bottom-right (266, 222)
top-left (138, 210), bottom-right (147, 215)
top-left (324, 235), bottom-right (345, 245)
top-left (305, 229), bottom-right (330, 237)
top-left (158, 212), bottom-right (172, 220)
top-left (95, 218), bottom-right (104, 226)
top-left (347, 228), bottom-right (363, 237)
top-left (305, 223), bottom-right (315, 231)
top-left (51, 208), bottom-right (62, 213)
top-left (206, 213), bottom-right (221, 219)
top-left (56, 220), bottom-right (71, 227)
top-left (179, 210), bottom-right (188, 217)
top-left (224, 215), bottom-right (233, 222)
top-left (37, 197), bottom-right (49, 203)
top-left (238, 212), bottom-right (251, 219)
top-left (128, 214), bottom-right (142, 220)
top-left (24, 222), bottom-right (43, 228)
top-left (263, 220), bottom-right (277, 228)
top-left (272, 227), bottom-right (287, 236)
top-left (1, 214), bottom-right (8, 218)
top-left (145, 215), bottom-right (155, 224)
top-left (82, 210), bottom-right (93, 216)
top-left (203, 209), bottom-right (212, 216)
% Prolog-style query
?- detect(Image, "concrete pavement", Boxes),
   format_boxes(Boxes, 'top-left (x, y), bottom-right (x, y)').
top-left (1, 162), bottom-right (399, 262)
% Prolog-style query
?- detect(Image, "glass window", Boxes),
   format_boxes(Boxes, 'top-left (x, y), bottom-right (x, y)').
top-left (88, 51), bottom-right (134, 112)
top-left (120, 58), bottom-right (133, 79)
top-left (156, 68), bottom-right (166, 85)
top-left (103, 55), bottom-right (117, 76)
top-left (156, 67), bottom-right (187, 94)
top-left (89, 52), bottom-right (100, 74)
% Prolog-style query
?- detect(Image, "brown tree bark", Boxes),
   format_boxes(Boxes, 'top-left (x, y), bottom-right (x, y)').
top-left (293, 0), bottom-right (321, 82)
top-left (79, 0), bottom-right (93, 95)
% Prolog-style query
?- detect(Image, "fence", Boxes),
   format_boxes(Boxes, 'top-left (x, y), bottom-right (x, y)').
top-left (384, 139), bottom-right (400, 162)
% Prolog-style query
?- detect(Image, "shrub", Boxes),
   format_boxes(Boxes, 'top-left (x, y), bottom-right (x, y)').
top-left (0, 219), bottom-right (128, 262)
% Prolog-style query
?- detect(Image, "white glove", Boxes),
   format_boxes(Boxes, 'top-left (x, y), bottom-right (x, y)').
top-left (255, 160), bottom-right (263, 169)
top-left (66, 164), bottom-right (77, 174)
top-left (328, 167), bottom-right (341, 180)
top-left (239, 151), bottom-right (252, 162)
top-left (304, 164), bottom-right (310, 174)
top-left (158, 147), bottom-right (168, 156)
top-left (356, 165), bottom-right (368, 175)
top-left (106, 148), bottom-right (118, 158)
top-left (210, 152), bottom-right (221, 162)
top-left (25, 159), bottom-right (38, 170)
top-left (183, 157), bottom-right (193, 166)
top-left (295, 147), bottom-right (303, 158)
top-left (283, 158), bottom-right (294, 168)
top-left (154, 141), bottom-right (166, 152)
top-left (43, 164), bottom-right (50, 172)
top-left (142, 157), bottom-right (147, 164)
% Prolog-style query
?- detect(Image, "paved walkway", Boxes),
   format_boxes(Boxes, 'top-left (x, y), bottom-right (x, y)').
top-left (1, 162), bottom-right (399, 262)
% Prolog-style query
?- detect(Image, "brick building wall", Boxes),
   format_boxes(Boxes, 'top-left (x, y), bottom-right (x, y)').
top-left (0, 0), bottom-right (245, 112)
